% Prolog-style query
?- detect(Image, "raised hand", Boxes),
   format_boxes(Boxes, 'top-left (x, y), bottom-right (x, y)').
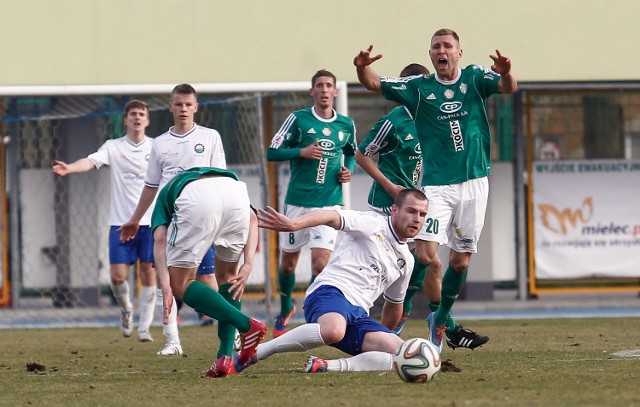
top-left (353, 45), bottom-right (383, 68)
top-left (489, 49), bottom-right (511, 75)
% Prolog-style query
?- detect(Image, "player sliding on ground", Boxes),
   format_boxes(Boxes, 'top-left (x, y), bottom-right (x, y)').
top-left (231, 189), bottom-right (429, 373)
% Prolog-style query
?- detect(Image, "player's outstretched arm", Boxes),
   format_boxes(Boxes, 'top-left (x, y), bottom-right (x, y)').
top-left (490, 49), bottom-right (517, 94)
top-left (52, 159), bottom-right (96, 176)
top-left (258, 206), bottom-right (341, 231)
top-left (354, 45), bottom-right (384, 95)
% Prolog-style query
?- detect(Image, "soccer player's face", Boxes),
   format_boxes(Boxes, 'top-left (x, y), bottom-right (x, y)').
top-left (392, 195), bottom-right (428, 240)
top-left (429, 34), bottom-right (462, 80)
top-left (310, 76), bottom-right (338, 110)
top-left (169, 93), bottom-right (198, 126)
top-left (124, 108), bottom-right (150, 132)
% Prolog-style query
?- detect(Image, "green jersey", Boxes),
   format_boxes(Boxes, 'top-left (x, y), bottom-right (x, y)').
top-left (151, 166), bottom-right (240, 231)
top-left (358, 106), bottom-right (422, 210)
top-left (381, 65), bottom-right (500, 186)
top-left (267, 107), bottom-right (356, 207)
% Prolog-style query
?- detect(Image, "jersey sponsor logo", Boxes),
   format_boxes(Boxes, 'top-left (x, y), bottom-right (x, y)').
top-left (194, 143), bottom-right (205, 154)
top-left (437, 110), bottom-right (468, 121)
top-left (404, 134), bottom-right (413, 141)
top-left (307, 128), bottom-right (317, 134)
top-left (427, 93), bottom-right (436, 100)
top-left (444, 89), bottom-right (454, 99)
top-left (414, 144), bottom-right (422, 154)
top-left (459, 83), bottom-right (467, 94)
top-left (440, 101), bottom-right (463, 113)
top-left (316, 157), bottom-right (328, 184)
top-left (484, 73), bottom-right (495, 80)
top-left (317, 139), bottom-right (336, 150)
top-left (269, 133), bottom-right (285, 149)
top-left (322, 128), bottom-right (332, 136)
top-left (450, 120), bottom-right (464, 151)
top-left (391, 84), bottom-right (407, 90)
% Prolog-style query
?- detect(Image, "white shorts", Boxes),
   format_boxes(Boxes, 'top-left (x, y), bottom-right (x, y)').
top-left (416, 177), bottom-right (488, 253)
top-left (279, 204), bottom-right (340, 252)
top-left (166, 177), bottom-right (251, 268)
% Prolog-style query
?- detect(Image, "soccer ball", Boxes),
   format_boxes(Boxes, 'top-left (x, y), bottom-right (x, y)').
top-left (393, 338), bottom-right (441, 383)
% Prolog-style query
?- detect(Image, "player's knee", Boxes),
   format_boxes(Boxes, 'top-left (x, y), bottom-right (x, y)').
top-left (320, 325), bottom-right (345, 344)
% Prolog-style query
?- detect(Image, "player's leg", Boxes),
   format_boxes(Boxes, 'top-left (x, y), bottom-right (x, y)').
top-left (108, 226), bottom-right (135, 337)
top-left (195, 248), bottom-right (217, 325)
top-left (307, 313), bottom-right (402, 373)
top-left (153, 226), bottom-right (182, 355)
top-left (136, 226), bottom-right (156, 342)
top-left (274, 249), bottom-right (301, 337)
top-left (434, 178), bottom-right (490, 350)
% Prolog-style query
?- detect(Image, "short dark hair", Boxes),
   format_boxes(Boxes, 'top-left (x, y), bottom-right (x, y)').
top-left (394, 188), bottom-right (428, 208)
top-left (311, 69), bottom-right (337, 88)
top-left (400, 63), bottom-right (429, 77)
top-left (123, 99), bottom-right (149, 117)
top-left (171, 83), bottom-right (197, 99)
top-left (432, 28), bottom-right (460, 44)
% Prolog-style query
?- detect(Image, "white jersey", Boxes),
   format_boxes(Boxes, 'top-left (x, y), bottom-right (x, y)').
top-left (145, 124), bottom-right (227, 189)
top-left (306, 210), bottom-right (414, 313)
top-left (87, 136), bottom-right (153, 226)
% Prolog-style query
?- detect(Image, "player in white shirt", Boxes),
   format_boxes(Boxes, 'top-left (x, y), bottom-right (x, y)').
top-left (119, 84), bottom-right (230, 357)
top-left (53, 100), bottom-right (156, 342)
top-left (231, 188), bottom-right (428, 374)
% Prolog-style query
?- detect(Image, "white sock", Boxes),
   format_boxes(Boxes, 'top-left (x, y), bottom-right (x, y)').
top-left (256, 323), bottom-right (325, 360)
top-left (110, 281), bottom-right (132, 312)
top-left (326, 351), bottom-right (394, 372)
top-left (157, 290), bottom-right (180, 344)
top-left (137, 285), bottom-right (156, 332)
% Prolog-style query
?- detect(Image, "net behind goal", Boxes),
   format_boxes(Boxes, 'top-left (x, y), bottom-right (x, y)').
top-left (0, 81), bottom-right (348, 328)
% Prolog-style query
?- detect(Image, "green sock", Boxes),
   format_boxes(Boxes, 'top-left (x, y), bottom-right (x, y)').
top-left (217, 283), bottom-right (242, 358)
top-left (403, 257), bottom-right (429, 314)
top-left (435, 266), bottom-right (468, 327)
top-left (278, 270), bottom-right (295, 317)
top-left (182, 281), bottom-right (250, 333)
top-left (429, 301), bottom-right (458, 334)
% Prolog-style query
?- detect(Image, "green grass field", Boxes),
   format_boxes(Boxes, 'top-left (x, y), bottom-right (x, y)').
top-left (1, 318), bottom-right (638, 407)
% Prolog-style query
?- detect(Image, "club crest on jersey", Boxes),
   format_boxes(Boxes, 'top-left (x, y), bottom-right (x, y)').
top-left (194, 143), bottom-right (205, 154)
top-left (322, 128), bottom-right (332, 136)
top-left (376, 234), bottom-right (385, 243)
top-left (397, 258), bottom-right (406, 270)
top-left (145, 154), bottom-right (150, 161)
top-left (444, 89), bottom-right (454, 99)
top-left (459, 83), bottom-right (467, 94)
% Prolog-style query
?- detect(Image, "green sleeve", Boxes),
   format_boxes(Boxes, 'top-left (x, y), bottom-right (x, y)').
top-left (344, 154), bottom-right (356, 173)
top-left (266, 147), bottom-right (301, 162)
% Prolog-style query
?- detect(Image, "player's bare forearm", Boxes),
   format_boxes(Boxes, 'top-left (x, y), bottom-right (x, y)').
top-left (52, 158), bottom-right (95, 176)
top-left (381, 300), bottom-right (403, 330)
top-left (355, 151), bottom-right (397, 193)
top-left (258, 206), bottom-right (341, 231)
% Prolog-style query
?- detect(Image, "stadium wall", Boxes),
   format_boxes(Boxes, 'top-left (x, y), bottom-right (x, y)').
top-left (0, 0), bottom-right (637, 86)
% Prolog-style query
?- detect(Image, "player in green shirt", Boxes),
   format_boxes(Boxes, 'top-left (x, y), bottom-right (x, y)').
top-left (150, 167), bottom-right (268, 378)
top-left (354, 28), bottom-right (517, 353)
top-left (266, 69), bottom-right (357, 338)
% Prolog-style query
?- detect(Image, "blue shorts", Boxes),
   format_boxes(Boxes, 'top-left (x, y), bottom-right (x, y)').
top-left (303, 285), bottom-right (394, 356)
top-left (109, 225), bottom-right (154, 265)
top-left (196, 247), bottom-right (215, 275)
